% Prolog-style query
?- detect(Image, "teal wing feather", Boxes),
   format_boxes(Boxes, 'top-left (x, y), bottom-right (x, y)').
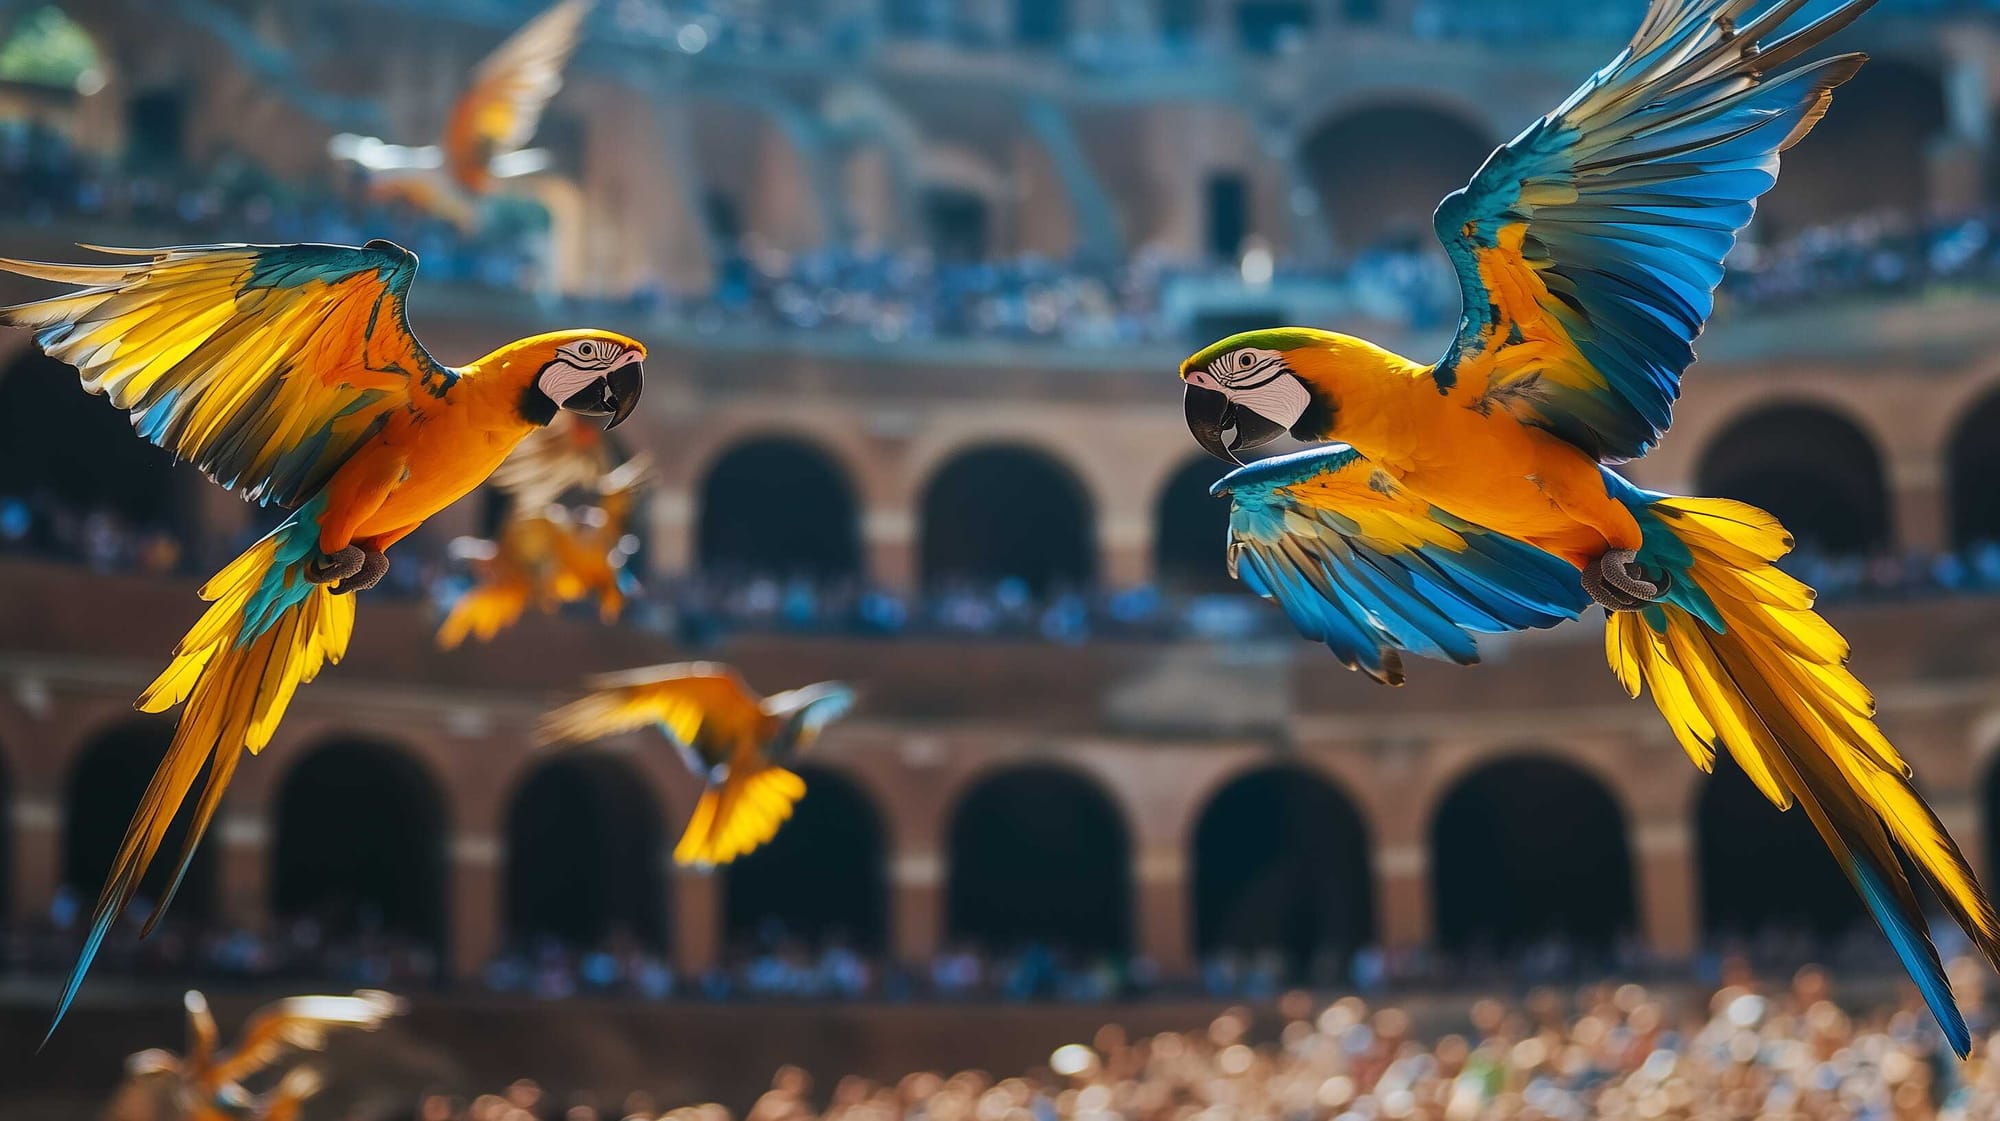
top-left (1217, 447), bottom-right (1590, 685)
top-left (1434, 0), bottom-right (1879, 462)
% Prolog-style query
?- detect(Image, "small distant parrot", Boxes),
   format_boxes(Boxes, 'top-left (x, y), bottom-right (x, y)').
top-left (0, 239), bottom-right (645, 1034)
top-left (1180, 0), bottom-right (2000, 1053)
top-left (328, 0), bottom-right (593, 226)
top-left (436, 414), bottom-right (651, 648)
top-left (539, 663), bottom-right (856, 866)
top-left (122, 989), bottom-right (402, 1121)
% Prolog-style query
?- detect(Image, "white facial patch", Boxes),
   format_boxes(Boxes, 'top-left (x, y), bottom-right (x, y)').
top-left (1200, 347), bottom-right (1310, 430)
top-left (538, 361), bottom-right (603, 404)
top-left (1234, 372), bottom-right (1311, 430)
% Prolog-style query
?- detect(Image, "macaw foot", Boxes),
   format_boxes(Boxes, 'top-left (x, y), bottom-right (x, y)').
top-left (332, 547), bottom-right (389, 595)
top-left (1581, 548), bottom-right (1671, 612)
top-left (304, 546), bottom-right (367, 586)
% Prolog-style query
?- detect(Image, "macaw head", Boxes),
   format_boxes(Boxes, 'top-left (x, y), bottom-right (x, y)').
top-left (1179, 327), bottom-right (1344, 463)
top-left (512, 329), bottom-right (647, 429)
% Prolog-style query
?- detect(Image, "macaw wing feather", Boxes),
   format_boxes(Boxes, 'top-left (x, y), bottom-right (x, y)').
top-left (0, 241), bottom-right (454, 507)
top-left (1434, 0), bottom-right (1877, 462)
top-left (1218, 446), bottom-right (1590, 684)
top-left (761, 681), bottom-right (856, 760)
top-left (443, 0), bottom-right (593, 193)
top-left (537, 662), bottom-right (767, 765)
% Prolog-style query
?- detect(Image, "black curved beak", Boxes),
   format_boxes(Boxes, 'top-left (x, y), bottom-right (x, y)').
top-left (561, 362), bottom-right (645, 429)
top-left (1185, 383), bottom-right (1285, 465)
top-left (605, 361), bottom-right (643, 430)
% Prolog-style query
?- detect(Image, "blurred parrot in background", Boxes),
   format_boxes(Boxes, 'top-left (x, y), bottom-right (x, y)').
top-left (0, 239), bottom-right (645, 1034)
top-left (1179, 0), bottom-right (2000, 1054)
top-left (436, 412), bottom-right (651, 648)
top-left (328, 0), bottom-right (593, 228)
top-left (539, 663), bottom-right (856, 866)
top-left (120, 989), bottom-right (402, 1121)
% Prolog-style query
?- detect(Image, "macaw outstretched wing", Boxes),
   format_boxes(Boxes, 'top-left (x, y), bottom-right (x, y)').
top-left (443, 0), bottom-right (593, 194)
top-left (1218, 446), bottom-right (1590, 685)
top-left (1434, 0), bottom-right (1877, 462)
top-left (0, 241), bottom-right (453, 507)
top-left (762, 681), bottom-right (856, 759)
top-left (537, 662), bottom-right (766, 762)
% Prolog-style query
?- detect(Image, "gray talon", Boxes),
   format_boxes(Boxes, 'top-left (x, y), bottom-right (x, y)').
top-left (332, 548), bottom-right (389, 595)
top-left (305, 546), bottom-right (366, 585)
top-left (1583, 548), bottom-right (1670, 613)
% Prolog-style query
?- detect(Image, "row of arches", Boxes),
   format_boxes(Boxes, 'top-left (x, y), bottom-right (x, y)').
top-left (24, 722), bottom-right (1937, 968)
top-left (9, 343), bottom-right (2000, 586)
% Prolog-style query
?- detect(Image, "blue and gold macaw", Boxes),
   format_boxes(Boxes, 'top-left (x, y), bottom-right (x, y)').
top-left (437, 413), bottom-right (650, 648)
top-left (122, 989), bottom-right (402, 1121)
top-left (538, 663), bottom-right (856, 866)
top-left (330, 0), bottom-right (593, 228)
top-left (1181, 0), bottom-right (2000, 1052)
top-left (1, 241), bottom-right (645, 1035)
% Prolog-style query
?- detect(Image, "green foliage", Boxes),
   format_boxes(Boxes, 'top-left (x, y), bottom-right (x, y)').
top-left (0, 7), bottom-right (101, 92)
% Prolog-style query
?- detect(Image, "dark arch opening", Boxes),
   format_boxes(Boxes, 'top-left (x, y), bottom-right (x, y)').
top-left (1431, 756), bottom-right (1635, 957)
top-left (0, 350), bottom-right (197, 553)
top-left (0, 745), bottom-right (9, 926)
top-left (921, 446), bottom-right (1095, 594)
top-left (62, 719), bottom-right (215, 924)
top-left (724, 765), bottom-right (887, 952)
top-left (1300, 103), bottom-right (1494, 251)
top-left (1193, 765), bottom-right (1375, 979)
top-left (1762, 58), bottom-right (1947, 239)
top-left (505, 754), bottom-right (668, 951)
top-left (1699, 752), bottom-right (1866, 945)
top-left (947, 765), bottom-right (1131, 956)
top-left (1697, 404), bottom-right (1889, 556)
top-left (273, 739), bottom-right (447, 960)
top-left (922, 186), bottom-right (991, 264)
top-left (698, 438), bottom-right (862, 581)
top-left (1154, 457), bottom-right (1235, 593)
top-left (1948, 391), bottom-right (2000, 549)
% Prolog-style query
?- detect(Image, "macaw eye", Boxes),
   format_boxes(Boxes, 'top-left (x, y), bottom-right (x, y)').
top-left (1238, 352), bottom-right (1254, 368)
top-left (579, 342), bottom-right (595, 358)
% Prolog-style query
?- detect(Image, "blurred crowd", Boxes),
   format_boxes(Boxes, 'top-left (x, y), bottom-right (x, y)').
top-left (409, 962), bottom-right (1999, 1121)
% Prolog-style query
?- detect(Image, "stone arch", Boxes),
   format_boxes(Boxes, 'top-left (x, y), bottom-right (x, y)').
top-left (504, 752), bottom-right (670, 951)
top-left (697, 435), bottom-right (864, 581)
top-left (724, 763), bottom-right (888, 953)
top-left (1696, 401), bottom-right (1891, 555)
top-left (1191, 763), bottom-right (1375, 978)
top-left (946, 763), bottom-right (1132, 956)
top-left (1153, 456), bottom-right (1235, 593)
top-left (62, 717), bottom-right (215, 925)
top-left (920, 444), bottom-right (1096, 594)
top-left (1298, 101), bottom-right (1495, 251)
top-left (272, 737), bottom-right (449, 957)
top-left (1429, 754), bottom-right (1636, 956)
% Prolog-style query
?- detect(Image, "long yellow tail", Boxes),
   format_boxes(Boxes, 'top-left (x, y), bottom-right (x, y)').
top-left (1609, 493), bottom-right (2000, 1054)
top-left (673, 764), bottom-right (805, 867)
top-left (51, 512), bottom-right (354, 1036)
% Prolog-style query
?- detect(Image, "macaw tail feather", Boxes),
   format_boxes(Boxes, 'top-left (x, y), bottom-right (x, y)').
top-left (1609, 489), bottom-right (2000, 1056)
top-left (47, 503), bottom-right (354, 1042)
top-left (673, 764), bottom-right (806, 867)
top-left (436, 578), bottom-right (531, 649)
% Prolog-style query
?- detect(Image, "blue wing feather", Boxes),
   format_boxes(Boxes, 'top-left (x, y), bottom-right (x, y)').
top-left (1218, 447), bottom-right (1589, 684)
top-left (1435, 1), bottom-right (1879, 461)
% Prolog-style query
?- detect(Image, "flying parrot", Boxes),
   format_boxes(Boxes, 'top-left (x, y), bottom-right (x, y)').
top-left (538, 663), bottom-right (856, 866)
top-left (1180, 0), bottom-right (2000, 1054)
top-left (436, 413), bottom-right (651, 648)
top-left (0, 239), bottom-right (645, 1034)
top-left (328, 0), bottom-right (593, 227)
top-left (122, 989), bottom-right (402, 1121)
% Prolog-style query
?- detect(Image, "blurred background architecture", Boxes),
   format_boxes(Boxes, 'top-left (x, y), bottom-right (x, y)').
top-left (8, 0), bottom-right (2000, 1114)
